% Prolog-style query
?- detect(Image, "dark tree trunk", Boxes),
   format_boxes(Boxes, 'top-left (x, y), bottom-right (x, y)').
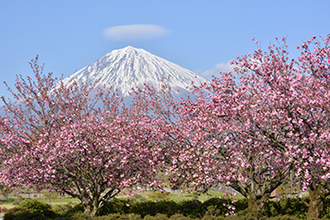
top-left (230, 180), bottom-right (276, 211)
top-left (62, 185), bottom-right (121, 218)
top-left (246, 192), bottom-right (271, 210)
top-left (307, 181), bottom-right (328, 219)
top-left (83, 204), bottom-right (99, 218)
top-left (229, 164), bottom-right (291, 211)
top-left (82, 196), bottom-right (103, 217)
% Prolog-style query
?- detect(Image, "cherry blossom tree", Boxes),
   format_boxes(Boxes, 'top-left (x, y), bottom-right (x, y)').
top-left (228, 35), bottom-right (330, 218)
top-left (291, 35), bottom-right (330, 218)
top-left (0, 56), bottom-right (165, 217)
top-left (164, 72), bottom-right (293, 211)
top-left (160, 35), bottom-right (330, 218)
top-left (132, 75), bottom-right (291, 211)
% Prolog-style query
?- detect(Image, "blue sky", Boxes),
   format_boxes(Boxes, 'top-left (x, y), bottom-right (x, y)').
top-left (1, 0), bottom-right (329, 99)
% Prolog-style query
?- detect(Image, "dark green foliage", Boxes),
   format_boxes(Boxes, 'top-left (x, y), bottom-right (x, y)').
top-left (63, 203), bottom-right (84, 217)
top-left (4, 207), bottom-right (47, 220)
top-left (202, 198), bottom-right (230, 216)
top-left (233, 198), bottom-right (249, 212)
top-left (176, 200), bottom-right (202, 218)
top-left (109, 198), bottom-right (132, 214)
top-left (143, 213), bottom-right (193, 220)
top-left (8, 196), bottom-right (330, 219)
top-left (263, 198), bottom-right (309, 219)
top-left (168, 214), bottom-right (193, 220)
top-left (201, 215), bottom-right (224, 220)
top-left (131, 200), bottom-right (178, 217)
top-left (68, 212), bottom-right (92, 220)
top-left (150, 200), bottom-right (178, 216)
top-left (224, 208), bottom-right (266, 220)
top-left (18, 199), bottom-right (57, 218)
top-left (68, 213), bottom-right (143, 220)
top-left (143, 213), bottom-right (169, 220)
top-left (96, 201), bottom-right (116, 216)
top-left (93, 213), bottom-right (142, 219)
top-left (98, 199), bottom-right (184, 218)
top-left (130, 200), bottom-right (157, 217)
top-left (267, 215), bottom-right (299, 220)
top-left (320, 197), bottom-right (330, 219)
top-left (204, 205), bottom-right (221, 218)
top-left (94, 198), bottom-right (135, 217)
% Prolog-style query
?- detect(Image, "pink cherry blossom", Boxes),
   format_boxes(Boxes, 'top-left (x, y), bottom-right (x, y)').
top-left (0, 56), bottom-right (166, 217)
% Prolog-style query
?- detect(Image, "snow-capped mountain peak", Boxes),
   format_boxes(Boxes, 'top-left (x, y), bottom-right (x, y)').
top-left (62, 46), bottom-right (207, 96)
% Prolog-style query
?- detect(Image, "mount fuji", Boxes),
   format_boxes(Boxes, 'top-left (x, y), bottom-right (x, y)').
top-left (0, 47), bottom-right (208, 116)
top-left (62, 46), bottom-right (208, 97)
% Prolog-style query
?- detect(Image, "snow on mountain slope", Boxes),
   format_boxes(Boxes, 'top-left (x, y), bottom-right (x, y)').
top-left (0, 47), bottom-right (208, 116)
top-left (62, 46), bottom-right (208, 96)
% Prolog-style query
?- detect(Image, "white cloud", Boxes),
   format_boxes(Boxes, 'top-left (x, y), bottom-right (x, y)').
top-left (103, 24), bottom-right (170, 41)
top-left (201, 62), bottom-right (235, 77)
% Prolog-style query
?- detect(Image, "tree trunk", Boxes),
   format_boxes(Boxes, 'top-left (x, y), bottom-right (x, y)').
top-left (247, 192), bottom-right (271, 210)
top-left (63, 185), bottom-right (121, 218)
top-left (83, 203), bottom-right (99, 217)
top-left (82, 197), bottom-right (102, 218)
top-left (307, 181), bottom-right (326, 219)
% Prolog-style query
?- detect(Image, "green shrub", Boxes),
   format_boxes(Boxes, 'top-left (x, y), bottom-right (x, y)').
top-left (98, 199), bottom-right (179, 218)
top-left (201, 215), bottom-right (224, 220)
top-left (63, 203), bottom-right (84, 217)
top-left (143, 213), bottom-right (169, 220)
top-left (263, 197), bottom-right (308, 219)
top-left (68, 212), bottom-right (92, 220)
top-left (96, 201), bottom-right (116, 216)
top-left (130, 200), bottom-right (157, 217)
top-left (18, 200), bottom-right (57, 218)
top-left (233, 198), bottom-right (248, 212)
top-left (168, 213), bottom-right (193, 220)
top-left (202, 198), bottom-right (231, 217)
top-left (204, 205), bottom-right (221, 217)
top-left (110, 198), bottom-right (132, 214)
top-left (93, 213), bottom-right (142, 219)
top-left (153, 200), bottom-right (178, 217)
top-left (267, 215), bottom-right (299, 220)
top-left (96, 198), bottom-right (135, 217)
top-left (229, 208), bottom-right (266, 220)
top-left (131, 200), bottom-right (178, 217)
top-left (94, 213), bottom-right (122, 220)
top-left (4, 207), bottom-right (47, 220)
top-left (143, 215), bottom-right (156, 220)
top-left (177, 200), bottom-right (202, 218)
top-left (323, 202), bottom-right (330, 219)
top-left (44, 196), bottom-right (330, 219)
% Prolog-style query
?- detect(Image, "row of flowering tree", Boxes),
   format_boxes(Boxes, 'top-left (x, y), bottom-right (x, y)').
top-left (0, 35), bottom-right (329, 219)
